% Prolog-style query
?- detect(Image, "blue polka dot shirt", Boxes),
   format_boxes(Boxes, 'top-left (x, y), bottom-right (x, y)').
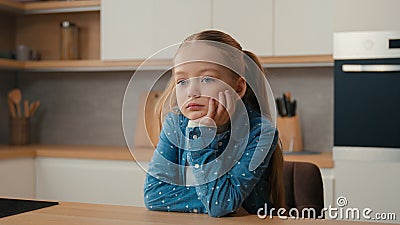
top-left (144, 105), bottom-right (279, 217)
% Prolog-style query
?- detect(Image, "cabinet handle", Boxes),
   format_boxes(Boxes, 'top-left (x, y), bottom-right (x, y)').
top-left (342, 64), bottom-right (400, 72)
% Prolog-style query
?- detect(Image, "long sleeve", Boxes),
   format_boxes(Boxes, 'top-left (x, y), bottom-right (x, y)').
top-left (143, 111), bottom-right (279, 217)
top-left (186, 116), bottom-right (278, 217)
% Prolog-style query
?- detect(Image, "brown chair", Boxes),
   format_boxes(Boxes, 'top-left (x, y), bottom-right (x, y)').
top-left (283, 161), bottom-right (324, 218)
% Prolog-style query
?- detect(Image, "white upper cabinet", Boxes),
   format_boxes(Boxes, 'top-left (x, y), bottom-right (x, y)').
top-left (152, 0), bottom-right (212, 55)
top-left (101, 0), bottom-right (154, 60)
top-left (101, 0), bottom-right (211, 60)
top-left (212, 0), bottom-right (274, 56)
top-left (102, 0), bottom-right (340, 60)
top-left (334, 0), bottom-right (400, 32)
top-left (274, 0), bottom-right (333, 56)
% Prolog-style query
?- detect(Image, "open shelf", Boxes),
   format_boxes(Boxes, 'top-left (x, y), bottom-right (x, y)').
top-left (0, 0), bottom-right (333, 72)
top-left (260, 55), bottom-right (333, 68)
top-left (0, 0), bottom-right (100, 14)
top-left (23, 59), bottom-right (174, 71)
top-left (0, 55), bottom-right (333, 72)
top-left (0, 58), bottom-right (23, 70)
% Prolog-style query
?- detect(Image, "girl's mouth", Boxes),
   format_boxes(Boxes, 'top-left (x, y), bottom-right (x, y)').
top-left (186, 103), bottom-right (204, 110)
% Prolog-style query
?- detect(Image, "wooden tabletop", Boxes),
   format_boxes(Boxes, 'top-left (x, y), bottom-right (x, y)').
top-left (0, 201), bottom-right (387, 225)
top-left (0, 145), bottom-right (333, 168)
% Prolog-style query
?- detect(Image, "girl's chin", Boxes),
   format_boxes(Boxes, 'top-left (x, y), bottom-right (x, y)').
top-left (183, 111), bottom-right (207, 120)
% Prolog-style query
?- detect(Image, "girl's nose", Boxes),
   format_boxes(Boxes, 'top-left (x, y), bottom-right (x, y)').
top-left (187, 80), bottom-right (201, 98)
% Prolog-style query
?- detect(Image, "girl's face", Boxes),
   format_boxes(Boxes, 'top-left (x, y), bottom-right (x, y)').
top-left (173, 62), bottom-right (246, 120)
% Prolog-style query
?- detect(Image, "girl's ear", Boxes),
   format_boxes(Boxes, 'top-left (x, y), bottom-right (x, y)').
top-left (236, 77), bottom-right (247, 98)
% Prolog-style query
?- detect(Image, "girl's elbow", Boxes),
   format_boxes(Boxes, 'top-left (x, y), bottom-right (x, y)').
top-left (207, 205), bottom-right (236, 218)
top-left (144, 198), bottom-right (160, 211)
top-left (144, 193), bottom-right (158, 211)
top-left (144, 203), bottom-right (153, 211)
top-left (144, 198), bottom-right (153, 211)
top-left (208, 210), bottom-right (228, 218)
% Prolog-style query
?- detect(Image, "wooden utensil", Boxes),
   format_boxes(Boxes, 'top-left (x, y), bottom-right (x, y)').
top-left (24, 99), bottom-right (29, 118)
top-left (8, 88), bottom-right (22, 118)
top-left (7, 98), bottom-right (17, 118)
top-left (29, 100), bottom-right (41, 117)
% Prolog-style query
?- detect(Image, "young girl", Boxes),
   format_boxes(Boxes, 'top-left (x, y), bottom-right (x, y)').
top-left (144, 30), bottom-right (285, 217)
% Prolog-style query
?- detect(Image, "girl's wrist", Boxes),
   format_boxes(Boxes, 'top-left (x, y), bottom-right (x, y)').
top-left (187, 119), bottom-right (216, 128)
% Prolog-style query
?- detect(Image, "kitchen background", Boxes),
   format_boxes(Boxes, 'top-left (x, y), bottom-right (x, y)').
top-left (0, 0), bottom-right (399, 151)
top-left (1, 1), bottom-right (400, 222)
top-left (2, 0), bottom-right (395, 151)
top-left (0, 0), bottom-right (399, 152)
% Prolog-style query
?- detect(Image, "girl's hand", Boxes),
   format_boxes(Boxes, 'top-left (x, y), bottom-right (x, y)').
top-left (194, 90), bottom-right (236, 129)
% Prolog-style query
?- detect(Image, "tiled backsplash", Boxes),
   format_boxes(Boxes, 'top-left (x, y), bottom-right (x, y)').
top-left (0, 67), bottom-right (333, 151)
top-left (268, 67), bottom-right (333, 151)
top-left (0, 72), bottom-right (15, 144)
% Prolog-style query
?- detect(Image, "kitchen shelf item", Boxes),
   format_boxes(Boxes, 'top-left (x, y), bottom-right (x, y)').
top-left (60, 20), bottom-right (79, 60)
top-left (277, 114), bottom-right (303, 152)
top-left (8, 89), bottom-right (22, 118)
top-left (0, 0), bottom-right (100, 14)
top-left (9, 116), bottom-right (30, 145)
top-left (7, 98), bottom-right (17, 118)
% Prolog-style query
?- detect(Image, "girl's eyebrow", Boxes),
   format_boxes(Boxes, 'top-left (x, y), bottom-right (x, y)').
top-left (174, 70), bottom-right (186, 76)
top-left (199, 68), bottom-right (220, 75)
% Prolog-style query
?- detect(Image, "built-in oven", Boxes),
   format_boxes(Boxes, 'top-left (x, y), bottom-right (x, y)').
top-left (333, 32), bottom-right (400, 220)
top-left (334, 31), bottom-right (400, 149)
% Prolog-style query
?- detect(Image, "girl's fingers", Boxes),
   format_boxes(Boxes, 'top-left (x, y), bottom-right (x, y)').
top-left (207, 98), bottom-right (216, 118)
top-left (208, 90), bottom-right (236, 127)
top-left (216, 91), bottom-right (226, 115)
top-left (225, 90), bottom-right (233, 113)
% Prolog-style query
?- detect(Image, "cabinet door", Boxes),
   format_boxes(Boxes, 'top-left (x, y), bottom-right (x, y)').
top-left (153, 0), bottom-right (212, 55)
top-left (334, 0), bottom-right (400, 32)
top-left (320, 168), bottom-right (334, 210)
top-left (274, 0), bottom-right (333, 56)
top-left (36, 157), bottom-right (147, 207)
top-left (102, 0), bottom-right (211, 60)
top-left (212, 0), bottom-right (273, 56)
top-left (0, 158), bottom-right (35, 199)
top-left (101, 0), bottom-right (155, 60)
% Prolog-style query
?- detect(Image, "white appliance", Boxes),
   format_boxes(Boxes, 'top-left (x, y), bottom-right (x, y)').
top-left (333, 31), bottom-right (400, 224)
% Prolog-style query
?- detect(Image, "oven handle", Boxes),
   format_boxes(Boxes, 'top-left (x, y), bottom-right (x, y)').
top-left (342, 64), bottom-right (400, 72)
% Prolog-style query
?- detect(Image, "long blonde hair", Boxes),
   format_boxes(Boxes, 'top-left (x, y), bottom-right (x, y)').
top-left (155, 30), bottom-right (285, 209)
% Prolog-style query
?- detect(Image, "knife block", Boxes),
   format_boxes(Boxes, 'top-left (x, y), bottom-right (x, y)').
top-left (276, 114), bottom-right (303, 152)
top-left (9, 117), bottom-right (30, 145)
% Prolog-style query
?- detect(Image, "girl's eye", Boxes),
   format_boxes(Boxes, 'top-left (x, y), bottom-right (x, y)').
top-left (177, 79), bottom-right (188, 86)
top-left (201, 76), bottom-right (215, 83)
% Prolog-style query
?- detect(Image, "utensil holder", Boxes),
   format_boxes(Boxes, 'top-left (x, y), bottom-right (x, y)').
top-left (9, 117), bottom-right (30, 145)
top-left (276, 115), bottom-right (303, 152)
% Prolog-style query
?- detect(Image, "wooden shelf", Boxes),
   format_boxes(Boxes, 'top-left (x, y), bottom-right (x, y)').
top-left (23, 59), bottom-right (174, 71)
top-left (0, 0), bottom-right (23, 12)
top-left (0, 0), bottom-right (100, 14)
top-left (260, 55), bottom-right (333, 67)
top-left (0, 58), bottom-right (23, 70)
top-left (0, 55), bottom-right (333, 72)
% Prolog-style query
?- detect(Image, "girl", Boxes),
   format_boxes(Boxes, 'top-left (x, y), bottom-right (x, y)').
top-left (144, 30), bottom-right (285, 217)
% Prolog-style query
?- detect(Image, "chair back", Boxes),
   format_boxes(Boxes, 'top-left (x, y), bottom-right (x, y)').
top-left (283, 161), bottom-right (324, 218)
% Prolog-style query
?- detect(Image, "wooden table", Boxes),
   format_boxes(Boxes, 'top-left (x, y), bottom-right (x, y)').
top-left (0, 201), bottom-right (387, 225)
